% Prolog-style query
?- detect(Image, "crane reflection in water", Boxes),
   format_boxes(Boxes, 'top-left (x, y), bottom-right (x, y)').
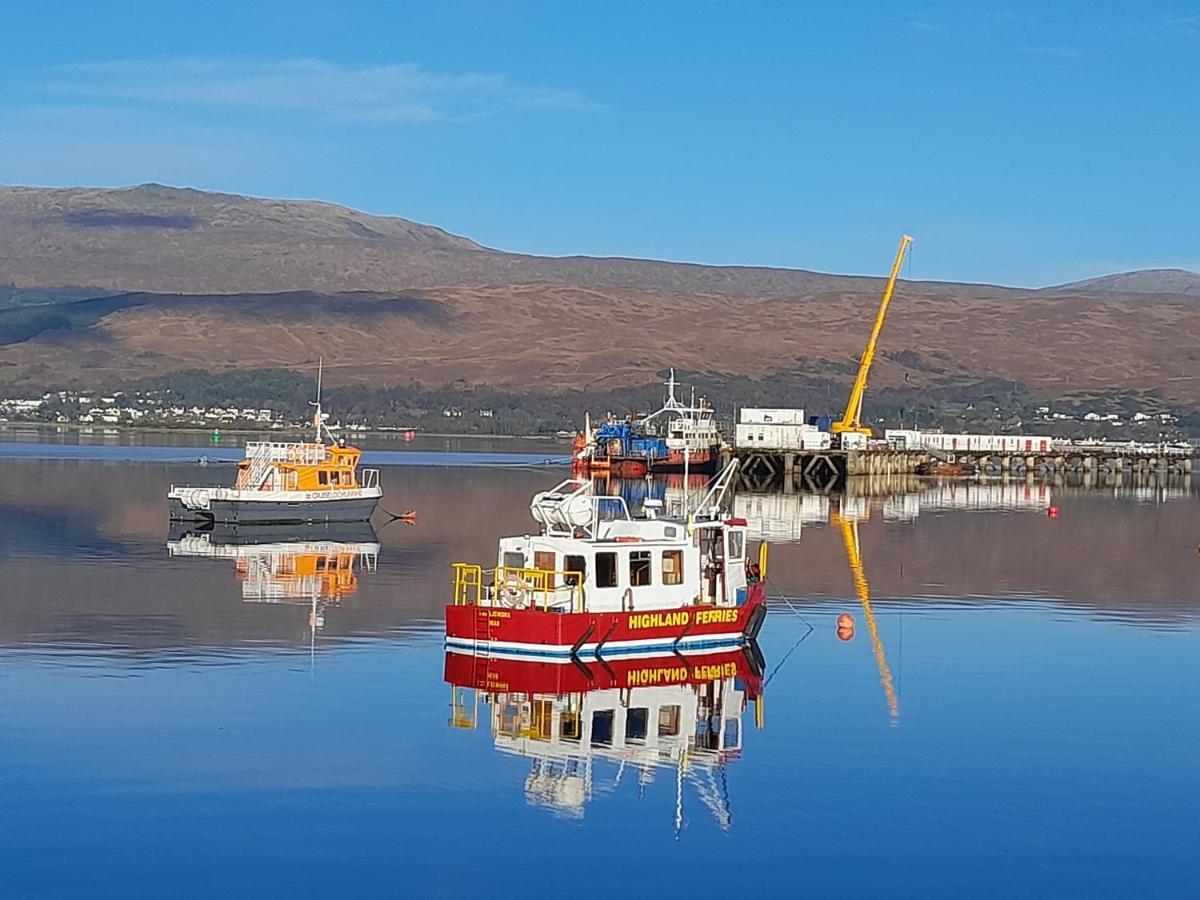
top-left (598, 473), bottom-right (1062, 727)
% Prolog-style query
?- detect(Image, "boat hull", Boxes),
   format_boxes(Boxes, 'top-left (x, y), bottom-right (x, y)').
top-left (445, 583), bottom-right (767, 661)
top-left (573, 448), bottom-right (720, 477)
top-left (169, 495), bottom-right (379, 525)
top-left (444, 645), bottom-right (763, 696)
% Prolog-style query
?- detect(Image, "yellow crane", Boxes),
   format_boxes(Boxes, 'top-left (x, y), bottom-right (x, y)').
top-left (831, 510), bottom-right (900, 722)
top-left (831, 234), bottom-right (914, 437)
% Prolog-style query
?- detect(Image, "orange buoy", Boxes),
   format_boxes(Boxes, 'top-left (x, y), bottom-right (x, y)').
top-left (1047, 506), bottom-right (1060, 519)
top-left (404, 430), bottom-right (416, 442)
top-left (836, 612), bottom-right (855, 641)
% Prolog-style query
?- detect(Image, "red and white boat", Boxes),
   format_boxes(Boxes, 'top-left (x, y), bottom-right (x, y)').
top-left (446, 462), bottom-right (767, 660)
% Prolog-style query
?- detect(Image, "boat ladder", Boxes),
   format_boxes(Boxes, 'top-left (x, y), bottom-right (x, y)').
top-left (243, 443), bottom-right (276, 489)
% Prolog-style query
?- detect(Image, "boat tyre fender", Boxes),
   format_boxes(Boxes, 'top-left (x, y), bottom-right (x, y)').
top-left (498, 574), bottom-right (531, 609)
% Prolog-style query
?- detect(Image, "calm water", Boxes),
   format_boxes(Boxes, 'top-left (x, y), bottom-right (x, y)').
top-left (1, 450), bottom-right (1197, 897)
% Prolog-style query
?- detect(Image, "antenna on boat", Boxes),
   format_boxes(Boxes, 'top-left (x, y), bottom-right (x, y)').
top-left (311, 357), bottom-right (324, 442)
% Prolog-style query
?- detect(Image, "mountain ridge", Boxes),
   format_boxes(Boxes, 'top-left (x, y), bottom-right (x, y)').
top-left (0, 183), bottom-right (1196, 407)
top-left (1048, 268), bottom-right (1200, 296)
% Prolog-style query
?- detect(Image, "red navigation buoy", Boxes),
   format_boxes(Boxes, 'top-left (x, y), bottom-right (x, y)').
top-left (1047, 506), bottom-right (1060, 519)
top-left (837, 626), bottom-right (855, 642)
top-left (404, 430), bottom-right (416, 442)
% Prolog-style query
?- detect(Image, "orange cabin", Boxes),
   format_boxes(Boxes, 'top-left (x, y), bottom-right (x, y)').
top-left (234, 442), bottom-right (369, 492)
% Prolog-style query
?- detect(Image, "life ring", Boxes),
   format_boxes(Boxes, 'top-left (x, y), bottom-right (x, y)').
top-left (497, 574), bottom-right (532, 608)
top-left (607, 438), bottom-right (623, 455)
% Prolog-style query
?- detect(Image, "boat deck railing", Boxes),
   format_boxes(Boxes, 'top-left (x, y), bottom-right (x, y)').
top-left (244, 441), bottom-right (328, 465)
top-left (453, 563), bottom-right (585, 613)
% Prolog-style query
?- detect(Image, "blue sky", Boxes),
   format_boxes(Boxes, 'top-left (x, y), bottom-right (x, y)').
top-left (0, 1), bottom-right (1196, 286)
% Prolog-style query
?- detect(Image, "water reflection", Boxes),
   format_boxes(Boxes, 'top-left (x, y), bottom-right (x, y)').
top-left (166, 523), bottom-right (381, 633)
top-left (446, 645), bottom-right (764, 831)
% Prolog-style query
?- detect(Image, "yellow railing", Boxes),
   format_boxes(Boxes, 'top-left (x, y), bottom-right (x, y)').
top-left (449, 686), bottom-right (478, 730)
top-left (452, 563), bottom-right (483, 606)
top-left (452, 562), bottom-right (585, 612)
top-left (495, 565), bottom-right (585, 612)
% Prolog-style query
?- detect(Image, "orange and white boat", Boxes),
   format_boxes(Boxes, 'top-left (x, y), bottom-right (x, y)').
top-left (446, 461), bottom-right (767, 660)
top-left (168, 376), bottom-right (381, 525)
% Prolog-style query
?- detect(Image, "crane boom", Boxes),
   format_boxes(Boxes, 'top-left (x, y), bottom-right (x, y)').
top-left (831, 234), bottom-right (914, 436)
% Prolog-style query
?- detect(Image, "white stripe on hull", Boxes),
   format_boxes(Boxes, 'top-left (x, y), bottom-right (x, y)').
top-left (445, 630), bottom-right (747, 661)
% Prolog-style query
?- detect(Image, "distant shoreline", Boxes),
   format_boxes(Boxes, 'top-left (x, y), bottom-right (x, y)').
top-left (0, 422), bottom-right (568, 443)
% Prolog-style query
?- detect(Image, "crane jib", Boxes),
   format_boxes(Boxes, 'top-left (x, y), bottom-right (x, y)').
top-left (832, 234), bottom-right (914, 437)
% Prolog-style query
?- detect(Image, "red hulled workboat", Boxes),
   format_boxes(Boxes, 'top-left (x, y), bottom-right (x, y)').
top-left (446, 463), bottom-right (767, 661)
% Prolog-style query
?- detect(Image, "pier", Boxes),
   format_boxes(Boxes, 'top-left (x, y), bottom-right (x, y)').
top-left (731, 444), bottom-right (1198, 491)
top-left (733, 449), bottom-right (929, 491)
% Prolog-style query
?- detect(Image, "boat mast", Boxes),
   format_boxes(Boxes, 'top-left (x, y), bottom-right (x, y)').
top-left (311, 357), bottom-right (324, 442)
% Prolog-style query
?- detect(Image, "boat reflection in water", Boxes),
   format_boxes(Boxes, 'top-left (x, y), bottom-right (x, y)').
top-left (446, 644), bottom-right (764, 830)
top-left (166, 523), bottom-right (380, 631)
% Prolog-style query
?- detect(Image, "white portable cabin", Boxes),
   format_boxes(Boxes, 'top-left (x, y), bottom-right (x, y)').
top-left (735, 422), bottom-right (830, 451)
top-left (738, 407), bottom-right (806, 425)
top-left (890, 430), bottom-right (1054, 454)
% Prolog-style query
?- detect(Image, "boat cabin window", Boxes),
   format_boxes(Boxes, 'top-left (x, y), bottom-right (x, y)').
top-left (533, 550), bottom-right (556, 587)
top-left (503, 551), bottom-right (525, 569)
top-left (629, 550), bottom-right (652, 587)
top-left (728, 531), bottom-right (745, 560)
top-left (591, 710), bottom-right (615, 747)
top-left (318, 471), bottom-right (328, 485)
top-left (596, 552), bottom-right (618, 588)
top-left (341, 469), bottom-right (353, 484)
top-left (662, 550), bottom-right (683, 585)
top-left (560, 712), bottom-right (581, 742)
top-left (564, 554), bottom-right (586, 586)
top-left (625, 708), bottom-right (649, 742)
top-left (329, 471), bottom-right (340, 486)
top-left (658, 705), bottom-right (681, 736)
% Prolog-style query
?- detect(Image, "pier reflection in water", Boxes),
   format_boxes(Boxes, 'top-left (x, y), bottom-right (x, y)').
top-left (0, 453), bottom-right (1198, 895)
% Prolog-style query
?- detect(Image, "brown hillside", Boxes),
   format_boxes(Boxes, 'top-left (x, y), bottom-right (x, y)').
top-left (0, 184), bottom-right (1197, 403)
